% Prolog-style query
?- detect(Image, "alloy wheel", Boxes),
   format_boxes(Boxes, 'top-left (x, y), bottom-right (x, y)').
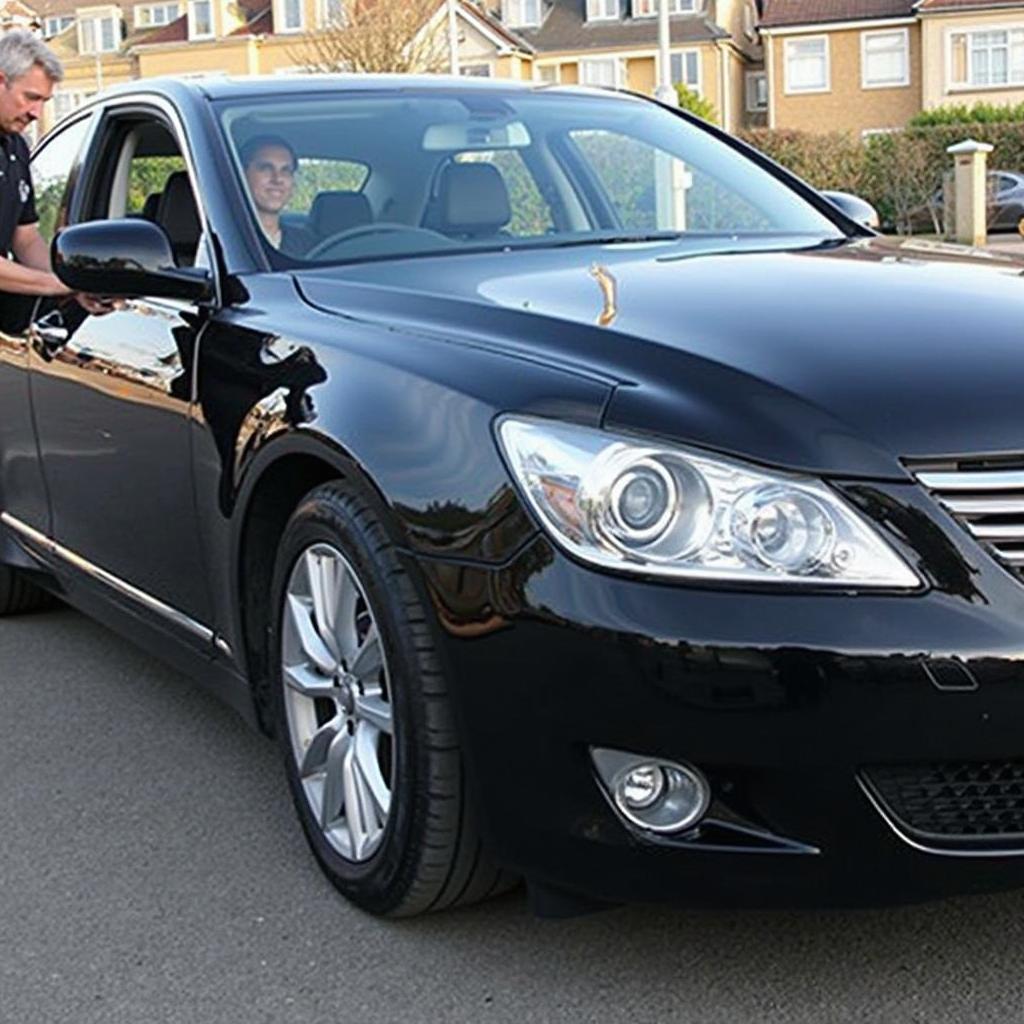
top-left (281, 543), bottom-right (394, 862)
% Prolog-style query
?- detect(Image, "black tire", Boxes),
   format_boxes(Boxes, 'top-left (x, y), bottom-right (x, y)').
top-left (269, 479), bottom-right (515, 917)
top-left (0, 565), bottom-right (54, 616)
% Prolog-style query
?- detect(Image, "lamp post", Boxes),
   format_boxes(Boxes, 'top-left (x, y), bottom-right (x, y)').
top-left (655, 0), bottom-right (677, 106)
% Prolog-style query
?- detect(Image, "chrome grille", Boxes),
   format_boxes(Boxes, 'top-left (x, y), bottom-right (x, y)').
top-left (914, 462), bottom-right (1024, 574)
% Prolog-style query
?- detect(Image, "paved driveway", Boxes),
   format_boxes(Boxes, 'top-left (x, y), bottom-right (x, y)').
top-left (2, 606), bottom-right (1023, 1024)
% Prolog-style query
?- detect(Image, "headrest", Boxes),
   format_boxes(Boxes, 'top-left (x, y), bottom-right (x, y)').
top-left (310, 191), bottom-right (373, 238)
top-left (438, 162), bottom-right (510, 235)
top-left (156, 171), bottom-right (201, 249)
top-left (141, 191), bottom-right (161, 222)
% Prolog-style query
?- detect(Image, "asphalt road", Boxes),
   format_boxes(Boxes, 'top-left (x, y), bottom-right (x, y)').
top-left (3, 606), bottom-right (1024, 1024)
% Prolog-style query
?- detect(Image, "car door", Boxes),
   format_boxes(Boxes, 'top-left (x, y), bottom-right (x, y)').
top-left (28, 102), bottom-right (215, 636)
top-left (0, 112), bottom-right (94, 540)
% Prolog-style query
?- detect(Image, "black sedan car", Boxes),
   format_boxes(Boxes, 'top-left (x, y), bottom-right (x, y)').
top-left (4, 75), bottom-right (1024, 918)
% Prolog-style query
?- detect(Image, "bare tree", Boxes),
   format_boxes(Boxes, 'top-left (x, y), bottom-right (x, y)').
top-left (292, 0), bottom-right (449, 75)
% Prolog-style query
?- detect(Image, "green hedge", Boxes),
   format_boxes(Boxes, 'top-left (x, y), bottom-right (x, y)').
top-left (910, 102), bottom-right (1024, 126)
top-left (738, 122), bottom-right (1024, 233)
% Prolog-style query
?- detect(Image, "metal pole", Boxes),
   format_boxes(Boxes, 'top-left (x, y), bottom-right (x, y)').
top-left (448, 0), bottom-right (460, 76)
top-left (655, 0), bottom-right (677, 105)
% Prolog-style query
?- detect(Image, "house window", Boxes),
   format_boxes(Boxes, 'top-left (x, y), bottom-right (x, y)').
top-left (633, 0), bottom-right (697, 16)
top-left (188, 0), bottom-right (213, 37)
top-left (318, 0), bottom-right (344, 27)
top-left (502, 0), bottom-right (539, 27)
top-left (580, 57), bottom-right (621, 87)
top-left (461, 63), bottom-right (492, 77)
top-left (43, 15), bottom-right (74, 37)
top-left (950, 27), bottom-right (1024, 88)
top-left (670, 50), bottom-right (700, 92)
top-left (784, 35), bottom-right (829, 93)
top-left (586, 0), bottom-right (619, 21)
top-left (278, 0), bottom-right (303, 32)
top-left (537, 64), bottom-right (560, 83)
top-left (745, 70), bottom-right (767, 111)
top-left (53, 90), bottom-right (93, 122)
top-left (79, 10), bottom-right (121, 54)
top-left (862, 29), bottom-right (909, 88)
top-left (135, 2), bottom-right (180, 26)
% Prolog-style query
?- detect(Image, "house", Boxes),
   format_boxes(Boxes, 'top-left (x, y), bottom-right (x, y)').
top-left (483, 0), bottom-right (767, 131)
top-left (759, 0), bottom-right (1024, 136)
top-left (16, 0), bottom-right (765, 134)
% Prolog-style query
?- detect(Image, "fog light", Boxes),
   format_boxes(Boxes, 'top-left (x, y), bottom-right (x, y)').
top-left (592, 748), bottom-right (710, 835)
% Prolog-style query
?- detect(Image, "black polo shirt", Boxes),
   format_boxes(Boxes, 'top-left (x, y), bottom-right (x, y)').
top-left (0, 131), bottom-right (37, 257)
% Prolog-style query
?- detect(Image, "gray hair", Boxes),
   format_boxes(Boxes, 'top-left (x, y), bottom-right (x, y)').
top-left (0, 30), bottom-right (64, 85)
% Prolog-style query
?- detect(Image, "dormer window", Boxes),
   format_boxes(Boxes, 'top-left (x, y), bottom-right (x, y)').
top-left (43, 14), bottom-right (74, 37)
top-left (135, 2), bottom-right (180, 27)
top-left (502, 0), bottom-right (539, 27)
top-left (586, 0), bottom-right (619, 20)
top-left (633, 0), bottom-right (696, 16)
top-left (78, 7), bottom-right (122, 54)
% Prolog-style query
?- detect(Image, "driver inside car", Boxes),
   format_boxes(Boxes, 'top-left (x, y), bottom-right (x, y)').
top-left (240, 134), bottom-right (315, 257)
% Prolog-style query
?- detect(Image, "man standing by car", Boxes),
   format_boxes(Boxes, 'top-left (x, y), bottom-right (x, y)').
top-left (0, 30), bottom-right (73, 297)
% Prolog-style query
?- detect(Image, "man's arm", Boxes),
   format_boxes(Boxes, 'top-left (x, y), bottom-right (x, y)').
top-left (6, 222), bottom-right (69, 295)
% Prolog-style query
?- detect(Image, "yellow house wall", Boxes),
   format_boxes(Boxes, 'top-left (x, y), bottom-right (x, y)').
top-left (627, 55), bottom-right (655, 95)
top-left (136, 39), bottom-right (252, 77)
top-left (769, 24), bottom-right (922, 135)
top-left (921, 10), bottom-right (1024, 110)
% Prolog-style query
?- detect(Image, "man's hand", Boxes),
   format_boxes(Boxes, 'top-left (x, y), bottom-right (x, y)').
top-left (75, 294), bottom-right (119, 316)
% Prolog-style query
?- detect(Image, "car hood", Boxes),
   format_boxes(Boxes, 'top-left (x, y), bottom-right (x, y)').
top-left (296, 236), bottom-right (1024, 479)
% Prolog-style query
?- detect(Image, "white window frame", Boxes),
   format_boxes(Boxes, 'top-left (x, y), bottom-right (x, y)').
top-left (77, 7), bottom-right (121, 54)
top-left (784, 34), bottom-right (830, 94)
top-left (43, 14), bottom-right (74, 37)
top-left (53, 89), bottom-right (93, 122)
top-left (579, 56), bottom-right (623, 87)
top-left (586, 0), bottom-right (620, 23)
top-left (745, 70), bottom-right (767, 111)
top-left (134, 2), bottom-right (180, 27)
top-left (317, 0), bottom-right (345, 28)
top-left (946, 23), bottom-right (1024, 91)
top-left (861, 27), bottom-right (910, 89)
top-left (275, 0), bottom-right (304, 34)
top-left (187, 0), bottom-right (214, 39)
top-left (536, 63), bottom-right (560, 83)
top-left (669, 48), bottom-right (701, 93)
top-left (632, 0), bottom-right (697, 17)
top-left (460, 62), bottom-right (494, 77)
top-left (502, 0), bottom-right (540, 28)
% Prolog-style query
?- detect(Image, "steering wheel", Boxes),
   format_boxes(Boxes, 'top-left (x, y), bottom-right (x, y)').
top-left (304, 222), bottom-right (451, 260)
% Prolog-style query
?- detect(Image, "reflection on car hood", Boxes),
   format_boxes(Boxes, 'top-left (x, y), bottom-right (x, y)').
top-left (296, 236), bottom-right (1024, 479)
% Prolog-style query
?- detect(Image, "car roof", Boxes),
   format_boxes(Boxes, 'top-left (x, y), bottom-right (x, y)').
top-left (97, 73), bottom-right (640, 104)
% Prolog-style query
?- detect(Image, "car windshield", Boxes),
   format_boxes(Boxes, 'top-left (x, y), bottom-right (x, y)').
top-left (217, 86), bottom-right (844, 266)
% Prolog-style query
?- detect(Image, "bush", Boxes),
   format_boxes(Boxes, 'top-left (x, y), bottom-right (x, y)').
top-left (675, 83), bottom-right (718, 125)
top-left (910, 102), bottom-right (1024, 127)
top-left (738, 122), bottom-right (1024, 234)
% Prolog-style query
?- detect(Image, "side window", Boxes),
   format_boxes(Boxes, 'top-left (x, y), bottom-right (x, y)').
top-left (127, 153), bottom-right (186, 215)
top-left (30, 114), bottom-right (93, 244)
top-left (88, 117), bottom-right (202, 267)
top-left (569, 128), bottom-right (773, 233)
top-left (453, 149), bottom-right (553, 236)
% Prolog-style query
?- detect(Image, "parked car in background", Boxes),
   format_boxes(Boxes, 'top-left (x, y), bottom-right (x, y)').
top-left (5, 76), bottom-right (1024, 918)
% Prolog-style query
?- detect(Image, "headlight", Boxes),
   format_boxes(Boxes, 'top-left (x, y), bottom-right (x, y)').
top-left (496, 416), bottom-right (919, 589)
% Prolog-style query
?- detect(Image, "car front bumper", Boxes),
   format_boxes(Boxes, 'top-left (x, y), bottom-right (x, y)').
top-left (411, 480), bottom-right (1024, 908)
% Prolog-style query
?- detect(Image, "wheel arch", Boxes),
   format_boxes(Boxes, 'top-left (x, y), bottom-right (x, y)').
top-left (233, 432), bottom-right (396, 734)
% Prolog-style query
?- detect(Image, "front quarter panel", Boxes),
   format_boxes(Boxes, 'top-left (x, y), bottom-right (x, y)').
top-left (192, 275), bottom-right (612, 652)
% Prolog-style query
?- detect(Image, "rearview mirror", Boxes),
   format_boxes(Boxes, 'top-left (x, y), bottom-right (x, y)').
top-left (422, 120), bottom-right (531, 151)
top-left (52, 219), bottom-right (212, 301)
